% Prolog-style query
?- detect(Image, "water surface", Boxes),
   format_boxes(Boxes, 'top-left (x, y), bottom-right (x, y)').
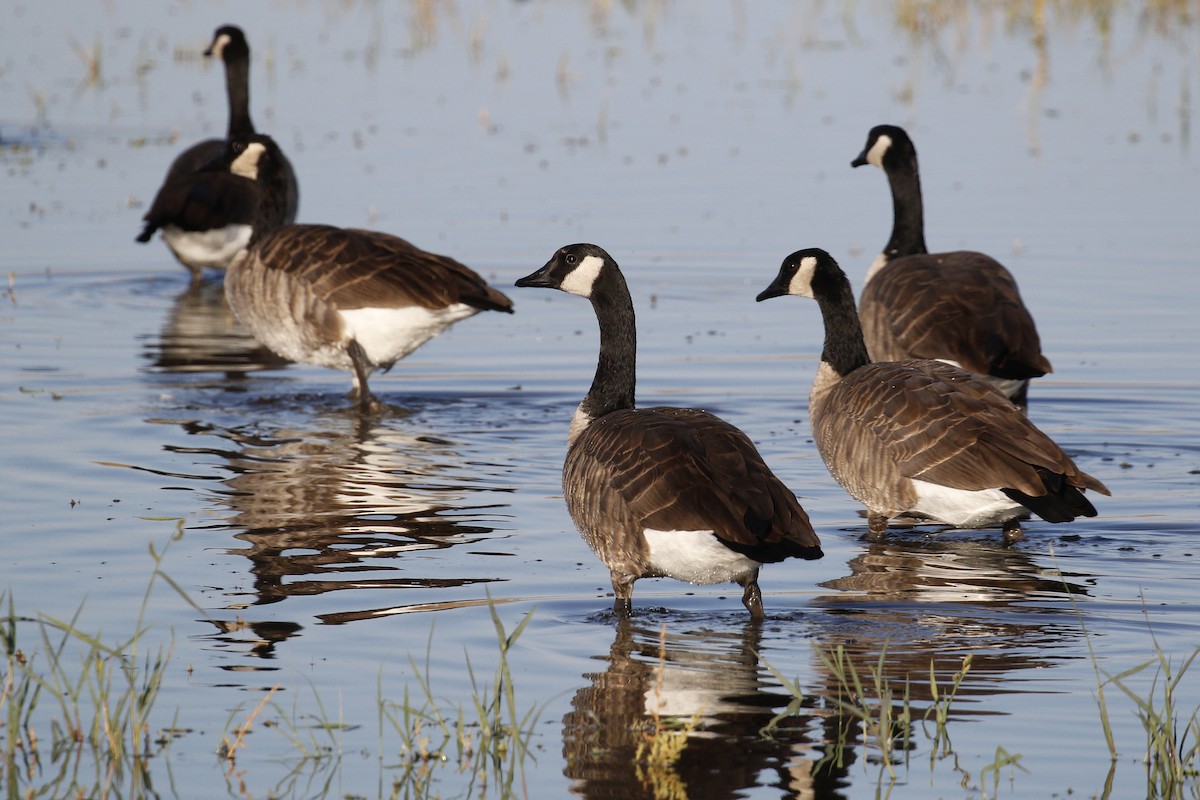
top-left (2, 2), bottom-right (1198, 798)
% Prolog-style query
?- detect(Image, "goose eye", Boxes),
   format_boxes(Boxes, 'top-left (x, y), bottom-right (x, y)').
top-left (565, 253), bottom-right (577, 265)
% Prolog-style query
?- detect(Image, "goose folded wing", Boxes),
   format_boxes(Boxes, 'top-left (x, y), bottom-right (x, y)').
top-left (840, 360), bottom-right (1050, 496)
top-left (575, 409), bottom-right (817, 558)
top-left (869, 254), bottom-right (1050, 378)
top-left (329, 228), bottom-right (513, 312)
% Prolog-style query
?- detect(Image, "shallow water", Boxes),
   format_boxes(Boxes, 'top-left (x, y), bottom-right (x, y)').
top-left (3, 1), bottom-right (1199, 798)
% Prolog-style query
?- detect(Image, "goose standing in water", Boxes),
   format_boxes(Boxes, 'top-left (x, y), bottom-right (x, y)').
top-left (756, 247), bottom-right (1107, 544)
top-left (137, 25), bottom-right (299, 281)
top-left (852, 124), bottom-right (1050, 408)
top-left (516, 244), bottom-right (822, 619)
top-left (217, 134), bottom-right (513, 412)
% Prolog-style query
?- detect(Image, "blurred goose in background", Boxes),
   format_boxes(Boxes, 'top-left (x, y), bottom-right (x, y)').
top-left (516, 243), bottom-right (822, 619)
top-left (218, 134), bottom-right (513, 413)
top-left (756, 247), bottom-right (1108, 544)
top-left (137, 25), bottom-right (299, 281)
top-left (851, 124), bottom-right (1050, 409)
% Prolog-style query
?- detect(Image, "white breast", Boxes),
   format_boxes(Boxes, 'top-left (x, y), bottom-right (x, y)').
top-left (339, 303), bottom-right (479, 365)
top-left (908, 480), bottom-right (1025, 528)
top-left (642, 529), bottom-right (760, 585)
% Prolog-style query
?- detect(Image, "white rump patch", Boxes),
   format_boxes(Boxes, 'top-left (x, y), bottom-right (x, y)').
top-left (865, 133), bottom-right (893, 168)
top-left (559, 254), bottom-right (605, 298)
top-left (163, 224), bottom-right (252, 269)
top-left (908, 480), bottom-right (1024, 528)
top-left (339, 303), bottom-right (479, 365)
top-left (230, 141), bottom-right (267, 180)
top-left (787, 255), bottom-right (819, 298)
top-left (643, 529), bottom-right (760, 585)
top-left (209, 32), bottom-right (232, 60)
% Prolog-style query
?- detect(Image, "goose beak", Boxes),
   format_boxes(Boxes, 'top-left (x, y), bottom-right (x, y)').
top-left (514, 260), bottom-right (555, 289)
top-left (756, 279), bottom-right (788, 302)
top-left (851, 149), bottom-right (870, 168)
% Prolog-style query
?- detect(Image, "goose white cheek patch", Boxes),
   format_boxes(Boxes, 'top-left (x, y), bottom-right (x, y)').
top-left (866, 133), bottom-right (893, 168)
top-left (560, 254), bottom-right (605, 297)
top-left (787, 255), bottom-right (819, 298)
top-left (230, 142), bottom-right (266, 180)
top-left (209, 33), bottom-right (232, 60)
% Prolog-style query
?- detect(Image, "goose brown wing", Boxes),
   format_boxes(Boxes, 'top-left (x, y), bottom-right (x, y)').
top-left (565, 408), bottom-right (821, 562)
top-left (861, 252), bottom-right (1052, 378)
top-left (250, 225), bottom-right (513, 313)
top-left (829, 360), bottom-right (1077, 496)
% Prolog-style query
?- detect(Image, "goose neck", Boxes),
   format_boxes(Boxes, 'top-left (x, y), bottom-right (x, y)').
top-left (884, 160), bottom-right (928, 258)
top-left (247, 161), bottom-right (290, 245)
top-left (225, 56), bottom-right (255, 138)
top-left (580, 279), bottom-right (637, 423)
top-left (816, 284), bottom-right (872, 377)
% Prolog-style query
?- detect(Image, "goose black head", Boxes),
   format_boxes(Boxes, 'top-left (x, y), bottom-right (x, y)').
top-left (756, 247), bottom-right (848, 303)
top-left (515, 243), bottom-right (614, 299)
top-left (851, 124), bottom-right (915, 170)
top-left (205, 25), bottom-right (249, 61)
top-left (212, 133), bottom-right (279, 181)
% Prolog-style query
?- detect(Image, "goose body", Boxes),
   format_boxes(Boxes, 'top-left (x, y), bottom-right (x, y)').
top-left (138, 26), bottom-right (299, 280)
top-left (218, 135), bottom-right (513, 411)
top-left (852, 124), bottom-right (1050, 407)
top-left (757, 247), bottom-right (1108, 543)
top-left (516, 244), bottom-right (821, 619)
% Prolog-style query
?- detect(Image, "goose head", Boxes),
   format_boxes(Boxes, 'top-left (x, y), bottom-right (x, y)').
top-left (213, 133), bottom-right (279, 181)
top-left (204, 25), bottom-right (249, 62)
top-left (516, 243), bottom-right (613, 299)
top-left (756, 247), bottom-right (849, 303)
top-left (851, 124), bottom-right (915, 171)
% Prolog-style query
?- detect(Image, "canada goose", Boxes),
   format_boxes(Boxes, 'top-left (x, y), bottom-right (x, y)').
top-left (515, 243), bottom-right (822, 619)
top-left (851, 124), bottom-right (1050, 408)
top-left (137, 25), bottom-right (299, 281)
top-left (756, 247), bottom-right (1108, 544)
top-left (218, 134), bottom-right (513, 412)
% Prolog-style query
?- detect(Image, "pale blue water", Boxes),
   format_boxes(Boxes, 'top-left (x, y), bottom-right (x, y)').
top-left (2, 2), bottom-right (1198, 798)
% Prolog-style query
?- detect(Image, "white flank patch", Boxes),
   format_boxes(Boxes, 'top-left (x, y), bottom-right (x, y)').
top-left (787, 255), bottom-right (819, 298)
top-left (643, 529), bottom-right (759, 585)
top-left (934, 357), bottom-right (964, 370)
top-left (908, 479), bottom-right (1024, 528)
top-left (339, 303), bottom-right (478, 365)
top-left (230, 141), bottom-right (266, 180)
top-left (559, 254), bottom-right (604, 298)
top-left (866, 133), bottom-right (893, 168)
top-left (209, 32), bottom-right (232, 60)
top-left (162, 224), bottom-right (252, 269)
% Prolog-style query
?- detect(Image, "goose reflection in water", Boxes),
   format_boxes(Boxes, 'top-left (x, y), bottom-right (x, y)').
top-left (802, 537), bottom-right (1092, 776)
top-left (219, 420), bottom-right (507, 609)
top-left (563, 620), bottom-right (849, 800)
top-left (821, 536), bottom-right (1091, 603)
top-left (175, 414), bottom-right (511, 659)
top-left (141, 279), bottom-right (290, 375)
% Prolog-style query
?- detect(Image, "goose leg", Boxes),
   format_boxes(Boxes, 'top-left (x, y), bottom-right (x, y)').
top-left (867, 513), bottom-right (889, 542)
top-left (1002, 518), bottom-right (1025, 545)
top-left (737, 569), bottom-right (764, 621)
top-left (347, 339), bottom-right (381, 413)
top-left (610, 573), bottom-right (635, 617)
